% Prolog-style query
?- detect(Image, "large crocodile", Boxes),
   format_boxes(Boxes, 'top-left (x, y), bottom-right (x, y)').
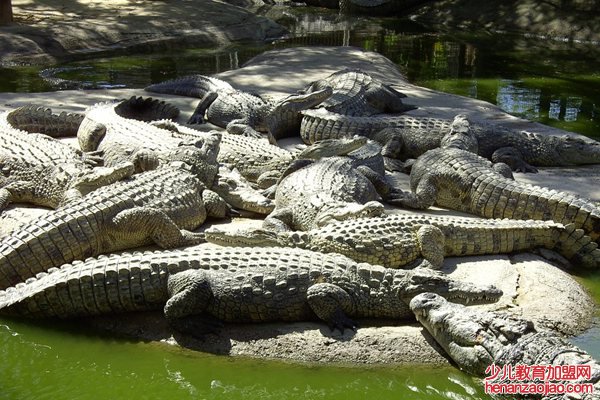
top-left (0, 106), bottom-right (134, 210)
top-left (262, 137), bottom-right (404, 231)
top-left (76, 98), bottom-right (275, 215)
top-left (300, 109), bottom-right (600, 172)
top-left (169, 121), bottom-right (389, 188)
top-left (144, 74), bottom-right (331, 141)
top-left (0, 153), bottom-right (230, 290)
top-left (299, 69), bottom-right (415, 116)
top-left (410, 293), bottom-right (600, 399)
top-left (205, 214), bottom-right (600, 269)
top-left (77, 97), bottom-right (215, 173)
top-left (0, 247), bottom-right (502, 334)
top-left (392, 115), bottom-right (600, 241)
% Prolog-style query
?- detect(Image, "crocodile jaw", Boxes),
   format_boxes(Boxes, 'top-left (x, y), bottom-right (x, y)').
top-left (314, 200), bottom-right (385, 227)
top-left (410, 292), bottom-right (496, 375)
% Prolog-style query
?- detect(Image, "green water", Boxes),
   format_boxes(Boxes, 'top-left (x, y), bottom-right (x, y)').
top-left (0, 317), bottom-right (488, 399)
top-left (1, 8), bottom-right (600, 400)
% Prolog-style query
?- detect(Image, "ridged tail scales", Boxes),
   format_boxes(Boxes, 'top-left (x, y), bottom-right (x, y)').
top-left (145, 75), bottom-right (233, 99)
top-left (0, 250), bottom-right (182, 318)
top-left (6, 106), bottom-right (84, 138)
top-left (469, 175), bottom-right (600, 242)
top-left (0, 203), bottom-right (108, 290)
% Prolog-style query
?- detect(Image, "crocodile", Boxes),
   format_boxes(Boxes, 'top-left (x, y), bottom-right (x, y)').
top-left (77, 96), bottom-right (217, 174)
top-left (0, 152), bottom-right (231, 290)
top-left (299, 69), bottom-right (416, 116)
top-left (205, 214), bottom-right (600, 269)
top-left (169, 121), bottom-right (389, 188)
top-left (410, 293), bottom-right (600, 399)
top-left (144, 74), bottom-right (332, 141)
top-left (0, 247), bottom-right (502, 335)
top-left (0, 107), bottom-right (134, 210)
top-left (300, 109), bottom-right (600, 173)
top-left (262, 137), bottom-right (404, 231)
top-left (391, 115), bottom-right (600, 242)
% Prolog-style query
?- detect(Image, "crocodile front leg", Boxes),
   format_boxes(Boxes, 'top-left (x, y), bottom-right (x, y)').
top-left (491, 147), bottom-right (538, 173)
top-left (306, 283), bottom-right (357, 333)
top-left (226, 119), bottom-right (263, 139)
top-left (188, 92), bottom-right (218, 124)
top-left (112, 207), bottom-right (205, 248)
top-left (387, 174), bottom-right (438, 210)
top-left (263, 207), bottom-right (295, 232)
top-left (202, 189), bottom-right (234, 219)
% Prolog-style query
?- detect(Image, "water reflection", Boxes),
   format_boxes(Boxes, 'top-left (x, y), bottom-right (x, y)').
top-left (0, 9), bottom-right (598, 137)
top-left (497, 80), bottom-right (542, 120)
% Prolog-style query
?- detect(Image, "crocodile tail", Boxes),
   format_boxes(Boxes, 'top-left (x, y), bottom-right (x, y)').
top-left (145, 74), bottom-right (233, 98)
top-left (6, 106), bottom-right (84, 137)
top-left (0, 206), bottom-right (103, 290)
top-left (0, 252), bottom-right (170, 318)
top-left (471, 178), bottom-right (600, 241)
top-left (113, 96), bottom-right (180, 122)
top-left (555, 224), bottom-right (600, 269)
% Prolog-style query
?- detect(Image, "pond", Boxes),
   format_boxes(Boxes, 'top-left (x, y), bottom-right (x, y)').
top-left (0, 6), bottom-right (599, 400)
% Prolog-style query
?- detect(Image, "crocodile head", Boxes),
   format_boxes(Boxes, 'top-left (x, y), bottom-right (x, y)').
top-left (266, 87), bottom-right (333, 140)
top-left (550, 134), bottom-right (600, 165)
top-left (440, 114), bottom-right (479, 153)
top-left (212, 166), bottom-right (274, 215)
top-left (204, 227), bottom-right (287, 247)
top-left (399, 269), bottom-right (503, 307)
top-left (314, 200), bottom-right (385, 228)
top-left (296, 136), bottom-right (368, 159)
top-left (410, 292), bottom-right (531, 375)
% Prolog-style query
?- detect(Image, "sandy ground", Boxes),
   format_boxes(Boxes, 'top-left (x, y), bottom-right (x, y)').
top-left (0, 46), bottom-right (598, 365)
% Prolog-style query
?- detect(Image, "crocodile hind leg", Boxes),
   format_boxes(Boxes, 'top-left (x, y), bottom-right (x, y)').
top-left (77, 119), bottom-right (106, 152)
top-left (417, 225), bottom-right (445, 268)
top-left (164, 270), bottom-right (222, 337)
top-left (0, 181), bottom-right (56, 210)
top-left (307, 283), bottom-right (357, 333)
top-left (112, 207), bottom-right (205, 248)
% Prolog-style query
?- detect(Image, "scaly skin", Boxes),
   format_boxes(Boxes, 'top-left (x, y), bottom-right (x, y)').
top-left (145, 74), bottom-right (331, 140)
top-left (5, 105), bottom-right (84, 137)
top-left (0, 247), bottom-right (501, 335)
top-left (264, 138), bottom-right (402, 231)
top-left (77, 97), bottom-right (217, 175)
top-left (300, 110), bottom-right (600, 172)
top-left (393, 116), bottom-right (600, 242)
top-left (0, 107), bottom-right (134, 210)
top-left (173, 123), bottom-right (388, 188)
top-left (410, 293), bottom-right (600, 399)
top-left (205, 214), bottom-right (600, 269)
top-left (299, 69), bottom-right (415, 116)
top-left (0, 163), bottom-right (230, 290)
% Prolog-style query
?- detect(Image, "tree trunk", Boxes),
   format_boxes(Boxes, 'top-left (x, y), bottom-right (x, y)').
top-left (0, 0), bottom-right (13, 25)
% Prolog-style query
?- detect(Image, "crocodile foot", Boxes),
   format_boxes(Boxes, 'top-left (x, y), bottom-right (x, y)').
top-left (168, 314), bottom-right (224, 339)
top-left (328, 308), bottom-right (358, 334)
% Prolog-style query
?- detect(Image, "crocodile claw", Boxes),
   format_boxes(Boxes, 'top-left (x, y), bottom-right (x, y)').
top-left (328, 309), bottom-right (358, 334)
top-left (168, 314), bottom-right (224, 339)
